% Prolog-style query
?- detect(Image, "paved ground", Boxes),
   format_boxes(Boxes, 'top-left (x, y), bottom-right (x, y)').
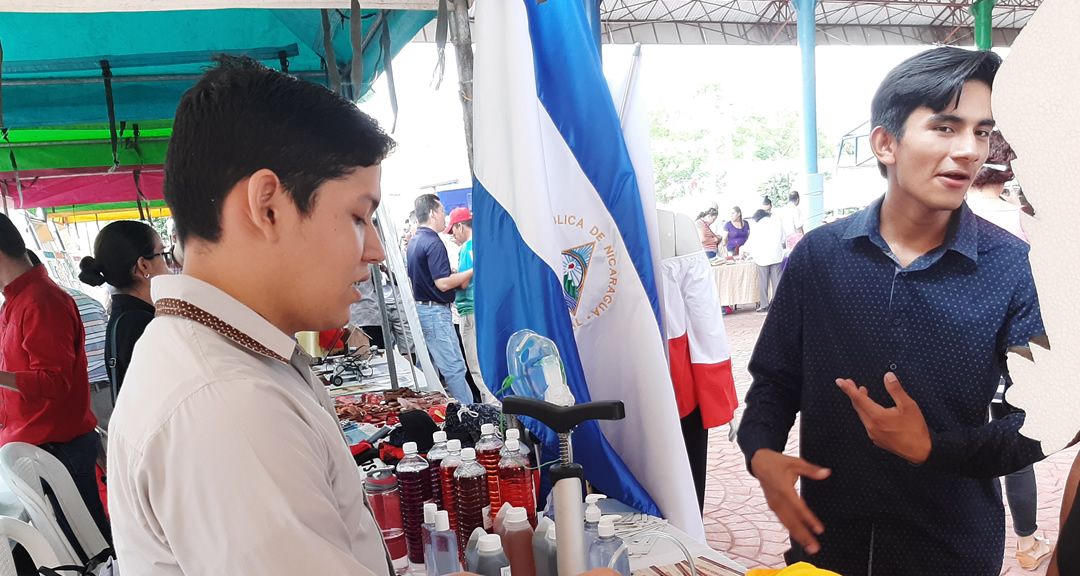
top-left (702, 308), bottom-right (1076, 575)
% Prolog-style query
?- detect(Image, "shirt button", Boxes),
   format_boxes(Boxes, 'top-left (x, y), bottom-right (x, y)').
top-left (901, 272), bottom-right (908, 277)
top-left (890, 363), bottom-right (897, 371)
top-left (893, 318), bottom-right (902, 326)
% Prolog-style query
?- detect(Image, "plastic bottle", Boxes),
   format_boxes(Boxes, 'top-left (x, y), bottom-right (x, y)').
top-left (583, 494), bottom-right (608, 551)
top-left (441, 439), bottom-right (463, 534)
top-left (465, 526), bottom-right (487, 571)
top-left (476, 423), bottom-right (505, 521)
top-left (473, 534), bottom-right (512, 576)
top-left (586, 517), bottom-right (629, 576)
top-left (493, 502), bottom-right (514, 537)
top-left (532, 518), bottom-right (554, 576)
top-left (363, 469), bottom-right (409, 575)
top-left (498, 439), bottom-right (536, 526)
top-left (501, 429), bottom-right (521, 458)
top-left (423, 502), bottom-right (438, 570)
top-left (455, 447), bottom-right (493, 554)
top-left (397, 441), bottom-right (434, 565)
top-left (501, 507), bottom-right (536, 576)
top-left (538, 524), bottom-right (558, 576)
top-left (428, 510), bottom-right (462, 576)
top-left (428, 431), bottom-right (450, 508)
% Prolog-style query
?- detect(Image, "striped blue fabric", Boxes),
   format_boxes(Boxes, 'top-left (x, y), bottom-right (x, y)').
top-left (63, 288), bottom-right (108, 385)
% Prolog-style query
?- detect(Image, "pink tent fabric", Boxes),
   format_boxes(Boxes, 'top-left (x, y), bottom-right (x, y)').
top-left (0, 166), bottom-right (164, 210)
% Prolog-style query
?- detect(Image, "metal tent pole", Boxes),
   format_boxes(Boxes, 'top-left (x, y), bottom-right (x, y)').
top-left (371, 264), bottom-right (400, 390)
top-left (795, 0), bottom-right (824, 229)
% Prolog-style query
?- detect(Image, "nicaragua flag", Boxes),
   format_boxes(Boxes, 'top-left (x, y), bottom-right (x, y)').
top-left (471, 0), bottom-right (705, 541)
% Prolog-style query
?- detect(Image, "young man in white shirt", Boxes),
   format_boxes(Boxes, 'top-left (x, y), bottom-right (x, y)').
top-left (107, 56), bottom-right (397, 575)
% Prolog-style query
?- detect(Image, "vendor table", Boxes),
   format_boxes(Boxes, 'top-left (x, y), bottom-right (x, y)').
top-left (712, 262), bottom-right (760, 307)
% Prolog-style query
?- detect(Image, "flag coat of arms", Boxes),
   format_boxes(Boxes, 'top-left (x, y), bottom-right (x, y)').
top-left (471, 0), bottom-right (705, 540)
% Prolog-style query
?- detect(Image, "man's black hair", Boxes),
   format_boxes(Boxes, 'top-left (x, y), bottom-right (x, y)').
top-left (0, 214), bottom-right (27, 260)
top-left (456, 219), bottom-right (473, 230)
top-left (762, 197), bottom-right (773, 207)
top-left (414, 194), bottom-right (442, 225)
top-left (788, 191), bottom-right (800, 203)
top-left (871, 47), bottom-right (1002, 177)
top-left (164, 55), bottom-right (396, 243)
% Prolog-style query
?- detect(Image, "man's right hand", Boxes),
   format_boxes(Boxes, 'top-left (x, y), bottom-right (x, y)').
top-left (750, 449), bottom-right (831, 555)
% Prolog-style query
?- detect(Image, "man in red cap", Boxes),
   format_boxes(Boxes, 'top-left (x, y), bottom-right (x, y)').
top-left (446, 208), bottom-right (496, 404)
top-left (407, 195), bottom-right (474, 404)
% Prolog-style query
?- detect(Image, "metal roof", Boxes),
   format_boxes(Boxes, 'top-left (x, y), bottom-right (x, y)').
top-left (415, 0), bottom-right (1041, 46)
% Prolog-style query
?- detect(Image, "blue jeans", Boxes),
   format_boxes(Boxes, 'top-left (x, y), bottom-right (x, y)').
top-left (415, 304), bottom-right (473, 404)
top-left (705, 250), bottom-right (718, 259)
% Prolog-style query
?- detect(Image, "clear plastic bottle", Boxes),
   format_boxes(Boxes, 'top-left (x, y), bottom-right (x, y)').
top-left (532, 518), bottom-right (554, 576)
top-left (428, 431), bottom-right (450, 509)
top-left (501, 507), bottom-right (536, 576)
top-left (472, 534), bottom-right (511, 576)
top-left (441, 439), bottom-right (463, 534)
top-left (583, 494), bottom-right (607, 551)
top-left (455, 447), bottom-right (493, 554)
top-left (397, 441), bottom-right (433, 565)
top-left (476, 423), bottom-right (504, 521)
top-left (428, 510), bottom-right (462, 576)
top-left (363, 469), bottom-right (409, 575)
top-left (586, 517), bottom-right (629, 576)
top-left (423, 502), bottom-right (438, 570)
top-left (498, 439), bottom-right (536, 527)
top-left (501, 429), bottom-right (521, 458)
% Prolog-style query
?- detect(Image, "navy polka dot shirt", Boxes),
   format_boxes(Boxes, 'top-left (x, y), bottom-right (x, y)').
top-left (738, 196), bottom-right (1046, 576)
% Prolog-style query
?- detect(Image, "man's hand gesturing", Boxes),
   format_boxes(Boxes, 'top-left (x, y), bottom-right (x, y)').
top-left (750, 449), bottom-right (831, 555)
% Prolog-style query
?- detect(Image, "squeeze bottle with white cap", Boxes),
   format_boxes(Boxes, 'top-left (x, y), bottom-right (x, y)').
top-left (532, 518), bottom-right (554, 576)
top-left (422, 502), bottom-right (438, 569)
top-left (586, 516), bottom-right (629, 576)
top-left (472, 534), bottom-right (512, 576)
top-left (501, 507), bottom-right (535, 576)
top-left (427, 510), bottom-right (462, 576)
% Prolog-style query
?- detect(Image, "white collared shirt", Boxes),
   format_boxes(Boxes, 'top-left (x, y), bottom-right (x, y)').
top-left (108, 275), bottom-right (391, 576)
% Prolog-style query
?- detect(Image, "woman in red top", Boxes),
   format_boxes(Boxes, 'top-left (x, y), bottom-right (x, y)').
top-left (695, 206), bottom-right (720, 259)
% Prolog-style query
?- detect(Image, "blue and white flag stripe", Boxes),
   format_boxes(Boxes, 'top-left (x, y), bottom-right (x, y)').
top-left (472, 0), bottom-right (704, 540)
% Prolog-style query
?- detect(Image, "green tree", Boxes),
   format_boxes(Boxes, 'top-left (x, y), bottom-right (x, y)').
top-left (757, 171), bottom-right (798, 206)
top-left (732, 111), bottom-right (836, 161)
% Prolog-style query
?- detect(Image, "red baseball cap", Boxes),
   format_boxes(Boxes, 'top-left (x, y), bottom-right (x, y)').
top-left (444, 207), bottom-right (472, 233)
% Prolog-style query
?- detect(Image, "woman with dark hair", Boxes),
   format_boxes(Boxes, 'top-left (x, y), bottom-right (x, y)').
top-left (721, 206), bottom-right (750, 256)
top-left (694, 206), bottom-right (720, 258)
top-left (968, 130), bottom-right (1027, 241)
top-left (78, 221), bottom-right (172, 400)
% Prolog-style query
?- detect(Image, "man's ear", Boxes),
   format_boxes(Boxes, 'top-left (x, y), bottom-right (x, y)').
top-left (245, 169), bottom-right (288, 242)
top-left (870, 126), bottom-right (899, 173)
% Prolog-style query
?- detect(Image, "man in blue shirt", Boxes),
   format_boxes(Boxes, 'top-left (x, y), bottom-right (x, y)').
top-left (738, 47), bottom-right (1047, 576)
top-left (406, 194), bottom-right (474, 404)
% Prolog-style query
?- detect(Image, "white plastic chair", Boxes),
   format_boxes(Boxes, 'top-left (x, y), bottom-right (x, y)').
top-left (0, 443), bottom-right (109, 566)
top-left (0, 516), bottom-right (61, 576)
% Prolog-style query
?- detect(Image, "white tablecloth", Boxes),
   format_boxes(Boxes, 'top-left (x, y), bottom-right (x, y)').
top-left (712, 262), bottom-right (760, 307)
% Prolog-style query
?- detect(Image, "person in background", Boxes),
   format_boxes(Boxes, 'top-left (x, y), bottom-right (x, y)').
top-left (967, 130), bottom-right (1026, 241)
top-left (694, 207), bottom-right (721, 259)
top-left (407, 194), bottom-right (474, 404)
top-left (401, 211), bottom-right (417, 256)
top-left (447, 208), bottom-right (498, 405)
top-left (1049, 448), bottom-right (1080, 576)
top-left (0, 214), bottom-right (109, 542)
top-left (778, 191), bottom-right (804, 248)
top-left (966, 130), bottom-right (1052, 570)
top-left (78, 221), bottom-right (173, 399)
top-left (762, 196), bottom-right (773, 214)
top-left (742, 209), bottom-right (785, 313)
top-left (721, 206), bottom-right (750, 256)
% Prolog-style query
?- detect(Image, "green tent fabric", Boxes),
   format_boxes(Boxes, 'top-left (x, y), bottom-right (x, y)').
top-left (0, 8), bottom-right (434, 128)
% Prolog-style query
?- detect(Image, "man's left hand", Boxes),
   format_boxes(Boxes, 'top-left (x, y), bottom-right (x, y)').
top-left (836, 372), bottom-right (931, 465)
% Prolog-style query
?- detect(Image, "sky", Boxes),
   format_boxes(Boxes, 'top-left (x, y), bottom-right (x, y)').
top-left (359, 41), bottom-right (1002, 221)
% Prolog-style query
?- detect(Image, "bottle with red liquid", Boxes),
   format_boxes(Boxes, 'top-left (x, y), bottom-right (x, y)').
top-left (475, 423), bottom-right (504, 521)
top-left (427, 431), bottom-right (450, 509)
top-left (455, 447), bottom-right (492, 552)
top-left (440, 439), bottom-right (463, 534)
top-left (363, 469), bottom-right (409, 575)
top-left (498, 438), bottom-right (537, 526)
top-left (396, 441), bottom-right (433, 566)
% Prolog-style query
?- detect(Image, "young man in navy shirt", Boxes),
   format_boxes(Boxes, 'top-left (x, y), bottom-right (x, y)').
top-left (738, 47), bottom-right (1046, 575)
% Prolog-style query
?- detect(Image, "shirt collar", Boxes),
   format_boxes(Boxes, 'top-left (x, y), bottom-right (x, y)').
top-left (150, 274), bottom-right (298, 364)
top-left (842, 195), bottom-right (979, 264)
top-left (3, 265), bottom-right (48, 300)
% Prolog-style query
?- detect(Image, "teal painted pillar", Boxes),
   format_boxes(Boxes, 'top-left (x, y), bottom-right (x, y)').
top-left (971, 0), bottom-right (998, 51)
top-left (794, 0), bottom-right (824, 229)
top-left (583, 0), bottom-right (602, 58)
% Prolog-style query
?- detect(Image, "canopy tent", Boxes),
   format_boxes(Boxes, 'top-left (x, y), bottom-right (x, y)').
top-left (0, 7), bottom-right (434, 214)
